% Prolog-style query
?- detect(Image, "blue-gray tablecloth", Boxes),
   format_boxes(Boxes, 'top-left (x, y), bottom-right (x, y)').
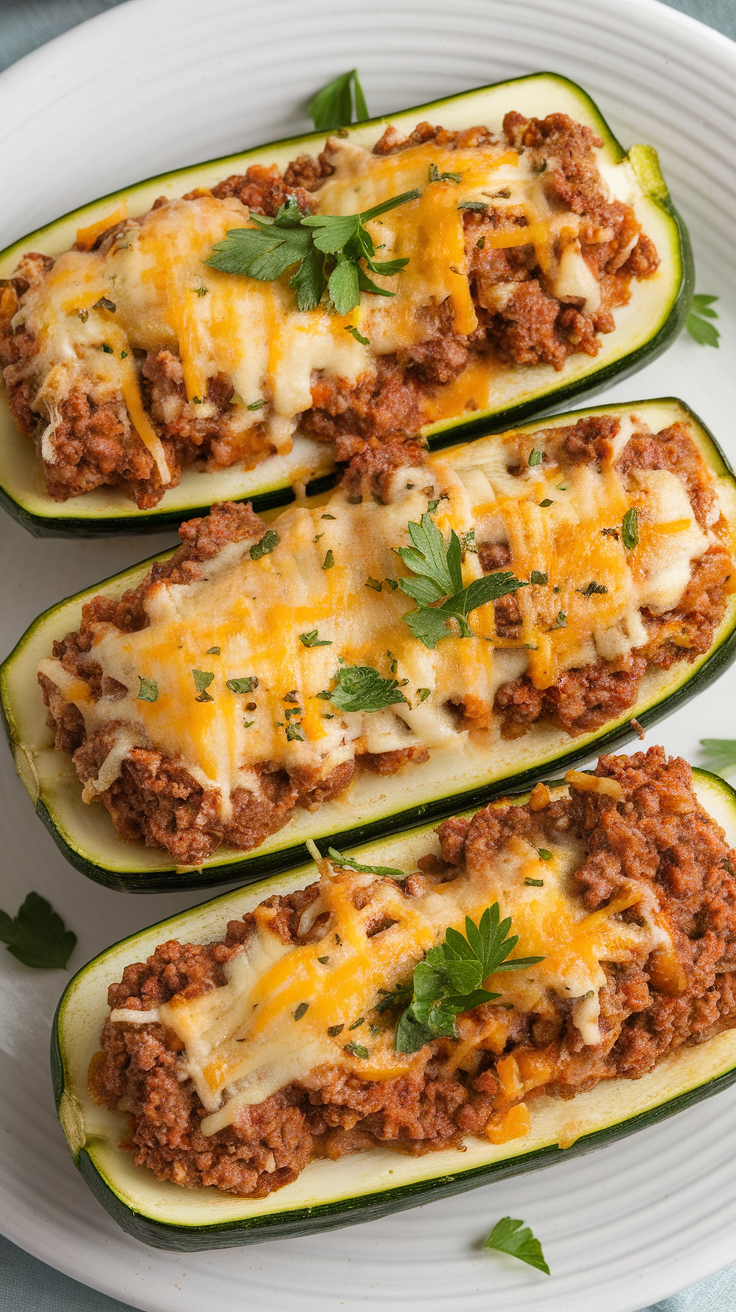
top-left (1, 1), bottom-right (735, 1308)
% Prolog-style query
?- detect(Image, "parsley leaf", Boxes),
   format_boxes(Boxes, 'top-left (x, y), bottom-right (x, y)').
top-left (394, 904), bottom-right (544, 1053)
top-left (300, 629), bottom-right (332, 647)
top-left (700, 739), bottom-right (736, 776)
top-left (323, 664), bottom-right (409, 713)
top-left (429, 162), bottom-right (462, 184)
top-left (327, 846), bottom-right (405, 878)
top-left (322, 549), bottom-right (335, 570)
top-left (530, 570), bottom-right (547, 586)
top-left (396, 512), bottom-right (526, 649)
top-left (250, 529), bottom-right (280, 560)
top-left (345, 324), bottom-right (370, 346)
top-left (686, 293), bottom-right (720, 347)
top-left (484, 1217), bottom-right (550, 1275)
top-left (192, 669), bottom-right (214, 702)
top-left (0, 892), bottom-right (76, 969)
top-left (621, 506), bottom-right (639, 550)
top-left (207, 190), bottom-right (419, 316)
top-left (344, 1040), bottom-right (370, 1059)
top-left (137, 676), bottom-right (158, 702)
top-left (528, 448), bottom-right (542, 466)
top-left (308, 68), bottom-right (368, 131)
top-left (226, 676), bottom-right (257, 694)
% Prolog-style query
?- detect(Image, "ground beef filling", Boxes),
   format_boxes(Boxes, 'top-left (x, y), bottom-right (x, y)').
top-left (39, 421), bottom-right (732, 864)
top-left (1, 112), bottom-right (659, 506)
top-left (88, 748), bottom-right (736, 1197)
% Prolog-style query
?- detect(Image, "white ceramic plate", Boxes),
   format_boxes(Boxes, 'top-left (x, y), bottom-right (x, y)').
top-left (1, 1), bottom-right (736, 1309)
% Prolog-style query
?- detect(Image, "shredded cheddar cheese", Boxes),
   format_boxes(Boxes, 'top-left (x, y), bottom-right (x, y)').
top-left (124, 814), bottom-right (673, 1134)
top-left (13, 135), bottom-right (627, 473)
top-left (37, 417), bottom-right (724, 822)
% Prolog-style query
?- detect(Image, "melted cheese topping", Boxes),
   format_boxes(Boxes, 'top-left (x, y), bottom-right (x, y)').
top-left (38, 419), bottom-right (720, 816)
top-left (14, 134), bottom-right (621, 470)
top-left (110, 828), bottom-right (670, 1133)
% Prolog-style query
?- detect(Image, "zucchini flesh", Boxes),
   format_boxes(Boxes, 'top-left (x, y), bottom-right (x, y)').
top-left (0, 71), bottom-right (691, 538)
top-left (3, 396), bottom-right (735, 894)
top-left (51, 769), bottom-right (736, 1250)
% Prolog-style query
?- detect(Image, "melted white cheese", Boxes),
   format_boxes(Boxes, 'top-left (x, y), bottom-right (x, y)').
top-left (37, 420), bottom-right (719, 818)
top-left (15, 134), bottom-right (622, 470)
top-left (142, 831), bottom-right (671, 1134)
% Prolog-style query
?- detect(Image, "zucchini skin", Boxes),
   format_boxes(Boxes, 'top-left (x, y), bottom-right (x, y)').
top-left (0, 71), bottom-right (692, 538)
top-left (49, 769), bottom-right (736, 1250)
top-left (2, 396), bottom-right (735, 894)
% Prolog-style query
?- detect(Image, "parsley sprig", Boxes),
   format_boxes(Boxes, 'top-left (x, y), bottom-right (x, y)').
top-left (700, 738), bottom-right (736, 776)
top-left (320, 664), bottom-right (408, 713)
top-left (309, 68), bottom-right (368, 131)
top-left (207, 190), bottom-right (419, 316)
top-left (484, 1217), bottom-right (550, 1275)
top-left (0, 892), bottom-right (76, 969)
top-left (686, 294), bottom-right (720, 348)
top-left (396, 512), bottom-right (526, 649)
top-left (394, 904), bottom-right (543, 1053)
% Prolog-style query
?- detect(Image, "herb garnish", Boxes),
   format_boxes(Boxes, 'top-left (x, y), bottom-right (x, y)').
top-left (528, 448), bottom-right (542, 467)
top-left (416, 688), bottom-right (431, 703)
top-left (206, 189), bottom-right (419, 316)
top-left (137, 676), bottom-right (158, 702)
top-left (700, 739), bottom-right (736, 776)
top-left (538, 498), bottom-right (553, 508)
top-left (0, 892), bottom-right (76, 969)
top-left (93, 296), bottom-right (116, 312)
top-left (429, 163), bottom-right (462, 184)
top-left (484, 1217), bottom-right (550, 1275)
top-left (247, 398), bottom-right (265, 410)
top-left (327, 1023), bottom-right (344, 1037)
top-left (226, 676), bottom-right (257, 694)
top-left (300, 629), bottom-right (332, 647)
top-left (344, 1040), bottom-right (370, 1059)
top-left (345, 324), bottom-right (370, 345)
top-left (394, 904), bottom-right (544, 1053)
top-left (686, 294), bottom-right (719, 347)
top-left (457, 200), bottom-right (487, 212)
top-left (195, 286), bottom-right (208, 297)
top-left (530, 570), bottom-right (548, 586)
top-left (348, 1017), bottom-right (365, 1030)
top-left (322, 549), bottom-right (335, 570)
top-left (579, 581), bottom-right (608, 597)
top-left (101, 343), bottom-right (114, 353)
top-left (550, 611), bottom-right (567, 629)
top-left (206, 646), bottom-right (220, 655)
top-left (365, 577), bottom-right (383, 591)
top-left (327, 846), bottom-right (405, 878)
top-left (537, 849), bottom-right (553, 861)
top-left (321, 664), bottom-right (409, 713)
top-left (285, 722), bottom-right (304, 742)
top-left (525, 878), bottom-right (544, 887)
top-left (396, 511), bottom-right (526, 649)
top-left (293, 1002), bottom-right (309, 1021)
top-left (621, 506), bottom-right (639, 550)
top-left (192, 669), bottom-right (214, 702)
top-left (308, 68), bottom-right (368, 131)
top-left (250, 529), bottom-right (280, 560)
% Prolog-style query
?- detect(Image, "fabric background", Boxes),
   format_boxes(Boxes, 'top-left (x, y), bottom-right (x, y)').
top-left (1, 0), bottom-right (735, 1307)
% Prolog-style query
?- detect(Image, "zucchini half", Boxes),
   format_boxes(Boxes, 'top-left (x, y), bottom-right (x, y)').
top-left (2, 397), bottom-right (735, 894)
top-left (0, 72), bottom-right (691, 538)
top-left (52, 768), bottom-right (736, 1251)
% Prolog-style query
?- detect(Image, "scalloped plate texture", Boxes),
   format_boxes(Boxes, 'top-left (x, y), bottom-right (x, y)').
top-left (1, 1), bottom-right (736, 1310)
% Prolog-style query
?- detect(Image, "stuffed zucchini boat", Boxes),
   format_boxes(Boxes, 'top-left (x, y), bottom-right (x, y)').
top-left (0, 72), bottom-right (691, 537)
top-left (52, 753), bottom-right (736, 1250)
top-left (2, 397), bottom-right (735, 894)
